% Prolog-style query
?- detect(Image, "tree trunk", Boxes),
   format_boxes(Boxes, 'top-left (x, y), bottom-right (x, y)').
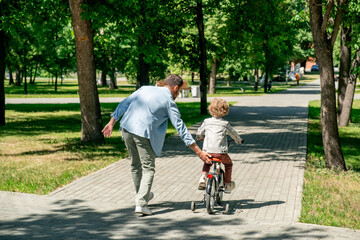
top-left (196, 0), bottom-right (207, 115)
top-left (69, 0), bottom-right (104, 144)
top-left (264, 70), bottom-right (269, 93)
top-left (137, 3), bottom-right (150, 88)
top-left (61, 68), bottom-right (64, 84)
top-left (208, 57), bottom-right (216, 94)
top-left (15, 66), bottom-right (21, 86)
top-left (33, 63), bottom-right (37, 84)
top-left (191, 72), bottom-right (195, 84)
top-left (309, 0), bottom-right (346, 171)
top-left (29, 65), bottom-right (34, 84)
top-left (0, 3), bottom-right (6, 126)
top-left (55, 71), bottom-right (58, 92)
top-left (339, 49), bottom-right (360, 126)
top-left (23, 66), bottom-right (27, 94)
top-left (264, 37), bottom-right (269, 93)
top-left (30, 63), bottom-right (38, 84)
top-left (8, 64), bottom-right (14, 85)
top-left (254, 68), bottom-right (259, 91)
top-left (101, 70), bottom-right (107, 86)
top-left (137, 51), bottom-right (150, 88)
top-left (109, 69), bottom-right (117, 89)
top-left (338, 23), bottom-right (351, 120)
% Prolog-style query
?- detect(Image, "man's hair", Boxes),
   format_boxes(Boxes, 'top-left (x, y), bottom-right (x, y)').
top-left (208, 98), bottom-right (229, 118)
top-left (164, 74), bottom-right (183, 88)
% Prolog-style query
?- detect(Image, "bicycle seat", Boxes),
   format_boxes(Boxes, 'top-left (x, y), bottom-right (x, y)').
top-left (210, 157), bottom-right (221, 163)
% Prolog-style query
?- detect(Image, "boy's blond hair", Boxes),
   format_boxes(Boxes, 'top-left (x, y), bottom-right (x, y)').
top-left (208, 98), bottom-right (229, 118)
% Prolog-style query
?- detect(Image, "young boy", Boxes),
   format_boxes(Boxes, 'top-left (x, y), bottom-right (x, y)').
top-left (196, 98), bottom-right (244, 193)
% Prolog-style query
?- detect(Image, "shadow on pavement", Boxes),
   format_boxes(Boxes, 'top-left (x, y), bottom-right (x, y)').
top-left (0, 199), bottom-right (242, 240)
top-left (0, 198), bottom-right (337, 240)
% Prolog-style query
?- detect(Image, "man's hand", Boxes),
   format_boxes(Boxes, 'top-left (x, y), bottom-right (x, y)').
top-left (198, 150), bottom-right (212, 164)
top-left (102, 117), bottom-right (116, 138)
top-left (189, 142), bottom-right (212, 164)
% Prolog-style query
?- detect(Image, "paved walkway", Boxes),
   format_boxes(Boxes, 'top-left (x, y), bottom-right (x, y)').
top-left (1, 80), bottom-right (359, 239)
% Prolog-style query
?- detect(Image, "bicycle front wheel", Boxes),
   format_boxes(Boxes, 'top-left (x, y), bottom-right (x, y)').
top-left (205, 177), bottom-right (216, 214)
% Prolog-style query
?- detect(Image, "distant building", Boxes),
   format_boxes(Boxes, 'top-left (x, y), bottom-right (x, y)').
top-left (291, 56), bottom-right (317, 72)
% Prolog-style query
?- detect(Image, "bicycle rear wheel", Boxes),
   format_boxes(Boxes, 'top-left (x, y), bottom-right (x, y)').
top-left (205, 178), bottom-right (216, 214)
top-left (216, 170), bottom-right (225, 205)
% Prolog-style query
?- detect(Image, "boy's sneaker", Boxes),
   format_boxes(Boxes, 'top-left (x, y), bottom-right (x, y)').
top-left (198, 175), bottom-right (206, 190)
top-left (224, 181), bottom-right (235, 194)
top-left (135, 206), bottom-right (152, 216)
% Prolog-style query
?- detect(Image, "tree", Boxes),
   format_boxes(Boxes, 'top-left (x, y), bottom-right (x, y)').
top-left (223, 0), bottom-right (296, 92)
top-left (0, 0), bottom-right (6, 126)
top-left (338, 0), bottom-right (360, 126)
top-left (338, 22), bottom-right (351, 121)
top-left (69, 0), bottom-right (104, 143)
top-left (309, 0), bottom-right (346, 170)
top-left (196, 0), bottom-right (208, 115)
top-left (339, 49), bottom-right (360, 126)
top-left (205, 2), bottom-right (230, 94)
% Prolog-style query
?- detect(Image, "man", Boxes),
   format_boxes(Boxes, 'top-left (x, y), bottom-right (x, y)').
top-left (102, 74), bottom-right (211, 216)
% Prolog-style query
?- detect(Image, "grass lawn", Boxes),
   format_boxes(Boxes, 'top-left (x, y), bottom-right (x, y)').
top-left (0, 102), bottom-right (209, 195)
top-left (300, 100), bottom-right (360, 229)
top-left (5, 78), bottom-right (136, 98)
top-left (208, 73), bottom-right (319, 96)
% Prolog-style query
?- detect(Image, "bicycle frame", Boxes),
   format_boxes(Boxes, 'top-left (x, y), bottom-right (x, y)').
top-left (205, 158), bottom-right (222, 195)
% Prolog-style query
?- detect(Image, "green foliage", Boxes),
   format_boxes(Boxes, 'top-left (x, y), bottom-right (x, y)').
top-left (0, 0), bottom-right (327, 86)
top-left (221, 0), bottom-right (298, 77)
top-left (83, 0), bottom-right (187, 84)
top-left (1, 0), bottom-right (75, 80)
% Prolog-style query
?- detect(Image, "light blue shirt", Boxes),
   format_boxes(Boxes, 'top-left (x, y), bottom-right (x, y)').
top-left (111, 86), bottom-right (195, 156)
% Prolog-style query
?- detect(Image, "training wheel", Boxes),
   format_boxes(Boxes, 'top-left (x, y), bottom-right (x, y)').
top-left (191, 201), bottom-right (196, 212)
top-left (224, 203), bottom-right (230, 214)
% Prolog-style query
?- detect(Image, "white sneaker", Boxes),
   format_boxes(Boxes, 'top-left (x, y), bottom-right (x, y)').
top-left (148, 192), bottom-right (154, 202)
top-left (135, 206), bottom-right (152, 216)
top-left (198, 175), bottom-right (206, 190)
top-left (225, 181), bottom-right (235, 194)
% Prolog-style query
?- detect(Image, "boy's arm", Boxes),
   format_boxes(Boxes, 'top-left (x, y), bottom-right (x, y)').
top-left (196, 121), bottom-right (206, 140)
top-left (227, 124), bottom-right (244, 144)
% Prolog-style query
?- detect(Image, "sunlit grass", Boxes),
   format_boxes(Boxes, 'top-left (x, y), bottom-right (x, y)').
top-left (300, 100), bottom-right (360, 229)
top-left (5, 78), bottom-right (136, 98)
top-left (0, 102), bottom-right (209, 195)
